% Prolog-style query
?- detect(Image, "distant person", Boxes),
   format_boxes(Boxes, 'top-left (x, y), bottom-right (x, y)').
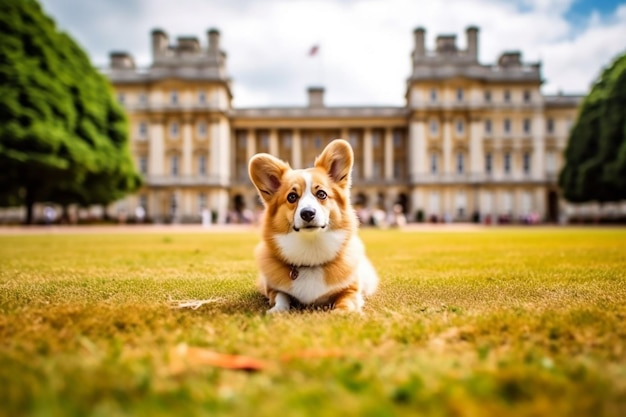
top-left (202, 208), bottom-right (211, 228)
top-left (135, 206), bottom-right (146, 223)
top-left (44, 206), bottom-right (56, 225)
top-left (391, 204), bottom-right (406, 228)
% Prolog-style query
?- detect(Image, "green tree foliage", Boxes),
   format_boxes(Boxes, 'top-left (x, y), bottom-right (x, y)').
top-left (559, 53), bottom-right (626, 203)
top-left (0, 0), bottom-right (141, 223)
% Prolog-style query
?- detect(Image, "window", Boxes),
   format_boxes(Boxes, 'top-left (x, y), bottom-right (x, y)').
top-left (282, 133), bottom-right (292, 149)
top-left (523, 90), bottom-right (531, 103)
top-left (139, 156), bottom-right (148, 175)
top-left (523, 118), bottom-right (531, 135)
top-left (393, 131), bottom-right (402, 148)
top-left (456, 88), bottom-right (464, 102)
top-left (456, 191), bottom-right (466, 219)
top-left (456, 152), bottom-right (464, 174)
top-left (485, 152), bottom-right (492, 174)
top-left (314, 135), bottom-right (322, 149)
top-left (198, 193), bottom-right (207, 212)
top-left (429, 192), bottom-right (440, 214)
top-left (504, 90), bottom-right (511, 103)
top-left (373, 162), bottom-right (381, 177)
top-left (139, 93), bottom-right (147, 106)
top-left (455, 119), bottom-right (465, 135)
top-left (546, 151), bottom-right (556, 173)
top-left (522, 192), bottom-right (532, 214)
top-left (504, 119), bottom-right (511, 135)
top-left (260, 133), bottom-right (269, 150)
top-left (394, 163), bottom-right (401, 179)
top-left (138, 122), bottom-right (148, 138)
top-left (372, 131), bottom-right (381, 148)
top-left (349, 132), bottom-right (359, 148)
top-left (170, 91), bottom-right (178, 105)
top-left (430, 89), bottom-right (438, 103)
top-left (547, 118), bottom-right (555, 134)
top-left (170, 155), bottom-right (179, 176)
top-left (117, 93), bottom-right (125, 105)
top-left (198, 91), bottom-right (206, 105)
top-left (429, 119), bottom-right (439, 136)
top-left (503, 192), bottom-right (513, 214)
top-left (523, 152), bottom-right (531, 174)
top-left (484, 90), bottom-right (492, 103)
top-left (483, 192), bottom-right (493, 214)
top-left (139, 195), bottom-right (148, 210)
top-left (197, 122), bottom-right (207, 138)
top-left (485, 119), bottom-right (492, 135)
top-left (198, 155), bottom-right (207, 176)
top-left (170, 122), bottom-right (179, 138)
top-left (430, 153), bottom-right (438, 174)
top-left (504, 152), bottom-right (511, 174)
top-left (239, 165), bottom-right (248, 181)
top-left (238, 131), bottom-right (247, 149)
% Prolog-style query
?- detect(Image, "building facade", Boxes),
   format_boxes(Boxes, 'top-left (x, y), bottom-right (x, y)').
top-left (106, 26), bottom-right (584, 224)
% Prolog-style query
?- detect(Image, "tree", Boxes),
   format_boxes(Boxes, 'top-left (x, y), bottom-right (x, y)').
top-left (0, 0), bottom-right (141, 224)
top-left (559, 52), bottom-right (626, 203)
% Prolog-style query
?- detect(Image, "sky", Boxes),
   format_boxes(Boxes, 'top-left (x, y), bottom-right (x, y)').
top-left (39, 0), bottom-right (626, 108)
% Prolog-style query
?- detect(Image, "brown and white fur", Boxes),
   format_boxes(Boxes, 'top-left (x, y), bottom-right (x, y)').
top-left (248, 139), bottom-right (378, 313)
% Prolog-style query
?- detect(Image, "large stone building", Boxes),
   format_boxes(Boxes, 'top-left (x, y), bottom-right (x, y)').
top-left (107, 26), bottom-right (583, 224)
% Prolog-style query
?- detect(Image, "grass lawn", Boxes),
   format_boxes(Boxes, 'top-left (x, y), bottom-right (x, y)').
top-left (0, 227), bottom-right (625, 417)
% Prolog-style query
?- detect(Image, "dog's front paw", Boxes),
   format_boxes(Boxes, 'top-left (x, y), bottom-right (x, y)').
top-left (267, 304), bottom-right (290, 314)
top-left (333, 292), bottom-right (364, 313)
top-left (333, 302), bottom-right (362, 314)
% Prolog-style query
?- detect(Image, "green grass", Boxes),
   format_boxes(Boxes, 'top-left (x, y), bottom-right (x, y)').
top-left (1, 227), bottom-right (625, 417)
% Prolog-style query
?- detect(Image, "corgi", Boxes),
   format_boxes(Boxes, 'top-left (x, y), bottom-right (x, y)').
top-left (248, 139), bottom-right (378, 313)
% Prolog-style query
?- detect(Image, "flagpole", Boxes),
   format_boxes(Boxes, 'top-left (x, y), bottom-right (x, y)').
top-left (308, 44), bottom-right (323, 88)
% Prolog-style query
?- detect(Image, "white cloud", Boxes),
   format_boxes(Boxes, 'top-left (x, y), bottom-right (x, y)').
top-left (39, 0), bottom-right (626, 107)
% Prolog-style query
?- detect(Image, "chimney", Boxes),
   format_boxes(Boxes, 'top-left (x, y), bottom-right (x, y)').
top-left (109, 52), bottom-right (135, 69)
top-left (436, 35), bottom-right (457, 53)
top-left (466, 26), bottom-right (479, 61)
top-left (307, 87), bottom-right (324, 108)
top-left (413, 27), bottom-right (425, 58)
top-left (177, 37), bottom-right (200, 53)
top-left (498, 51), bottom-right (522, 67)
top-left (208, 28), bottom-right (220, 52)
top-left (151, 29), bottom-right (168, 58)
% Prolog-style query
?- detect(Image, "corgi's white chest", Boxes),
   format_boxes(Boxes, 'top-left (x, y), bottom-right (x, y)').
top-left (273, 230), bottom-right (347, 266)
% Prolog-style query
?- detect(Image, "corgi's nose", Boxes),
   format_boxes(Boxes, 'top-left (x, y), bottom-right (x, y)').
top-left (300, 207), bottom-right (316, 222)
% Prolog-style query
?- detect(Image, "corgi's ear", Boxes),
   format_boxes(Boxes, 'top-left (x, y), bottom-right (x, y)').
top-left (248, 154), bottom-right (290, 203)
top-left (315, 139), bottom-right (353, 189)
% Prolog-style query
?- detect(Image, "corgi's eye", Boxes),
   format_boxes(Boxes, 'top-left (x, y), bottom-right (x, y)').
top-left (316, 190), bottom-right (327, 200)
top-left (287, 192), bottom-right (298, 203)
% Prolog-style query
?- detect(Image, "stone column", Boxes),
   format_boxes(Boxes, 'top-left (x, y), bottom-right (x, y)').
top-left (340, 128), bottom-right (349, 141)
top-left (532, 112), bottom-right (545, 180)
top-left (535, 187), bottom-right (546, 221)
top-left (210, 120), bottom-right (220, 179)
top-left (363, 128), bottom-right (373, 180)
top-left (291, 129), bottom-right (302, 169)
top-left (245, 129), bottom-right (256, 162)
top-left (442, 117), bottom-right (452, 175)
top-left (149, 119), bottom-right (164, 176)
top-left (469, 117), bottom-right (483, 177)
top-left (269, 129), bottom-right (279, 156)
top-left (218, 117), bottom-right (230, 183)
top-left (182, 119), bottom-right (193, 176)
top-left (409, 119), bottom-right (426, 179)
top-left (384, 128), bottom-right (393, 180)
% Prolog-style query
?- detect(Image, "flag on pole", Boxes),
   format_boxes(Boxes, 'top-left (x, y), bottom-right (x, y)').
top-left (308, 45), bottom-right (319, 56)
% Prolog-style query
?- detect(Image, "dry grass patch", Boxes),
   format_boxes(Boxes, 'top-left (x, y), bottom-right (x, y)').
top-left (0, 227), bottom-right (625, 416)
